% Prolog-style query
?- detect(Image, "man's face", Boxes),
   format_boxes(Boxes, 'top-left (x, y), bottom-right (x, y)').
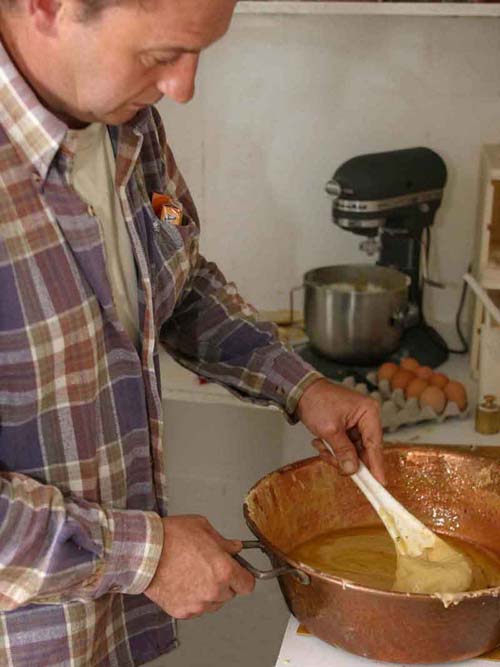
top-left (21, 0), bottom-right (236, 125)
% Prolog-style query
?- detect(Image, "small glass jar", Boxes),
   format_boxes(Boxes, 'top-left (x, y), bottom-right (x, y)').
top-left (475, 395), bottom-right (500, 435)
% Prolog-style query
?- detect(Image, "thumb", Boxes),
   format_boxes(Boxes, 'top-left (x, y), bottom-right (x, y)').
top-left (204, 522), bottom-right (243, 554)
top-left (225, 539), bottom-right (243, 555)
top-left (211, 530), bottom-right (243, 554)
top-left (323, 433), bottom-right (359, 476)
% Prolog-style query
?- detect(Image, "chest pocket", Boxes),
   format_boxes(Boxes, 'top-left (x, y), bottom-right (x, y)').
top-left (147, 199), bottom-right (200, 329)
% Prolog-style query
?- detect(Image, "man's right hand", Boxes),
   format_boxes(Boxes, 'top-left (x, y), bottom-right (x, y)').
top-left (143, 515), bottom-right (255, 619)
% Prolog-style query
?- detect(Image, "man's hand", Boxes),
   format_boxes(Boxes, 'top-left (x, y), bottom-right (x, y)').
top-left (296, 378), bottom-right (386, 485)
top-left (144, 515), bottom-right (255, 619)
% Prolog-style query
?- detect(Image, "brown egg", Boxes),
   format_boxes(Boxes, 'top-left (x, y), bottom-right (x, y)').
top-left (377, 362), bottom-right (399, 383)
top-left (416, 365), bottom-right (433, 381)
top-left (444, 381), bottom-right (468, 411)
top-left (391, 369), bottom-right (416, 392)
top-left (400, 357), bottom-right (419, 372)
top-left (406, 378), bottom-right (429, 400)
top-left (420, 386), bottom-right (446, 414)
top-left (430, 372), bottom-right (449, 389)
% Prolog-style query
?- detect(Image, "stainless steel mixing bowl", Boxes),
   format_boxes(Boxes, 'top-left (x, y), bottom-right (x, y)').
top-left (303, 264), bottom-right (410, 364)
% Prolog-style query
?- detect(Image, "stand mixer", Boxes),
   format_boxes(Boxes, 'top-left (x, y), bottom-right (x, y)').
top-left (325, 146), bottom-right (449, 368)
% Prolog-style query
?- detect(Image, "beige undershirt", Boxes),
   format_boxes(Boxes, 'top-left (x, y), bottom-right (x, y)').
top-left (68, 123), bottom-right (140, 348)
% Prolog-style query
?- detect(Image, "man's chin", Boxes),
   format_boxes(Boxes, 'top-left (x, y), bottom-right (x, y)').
top-left (98, 106), bottom-right (148, 126)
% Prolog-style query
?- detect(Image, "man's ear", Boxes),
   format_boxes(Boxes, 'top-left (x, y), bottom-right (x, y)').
top-left (29, 0), bottom-right (63, 35)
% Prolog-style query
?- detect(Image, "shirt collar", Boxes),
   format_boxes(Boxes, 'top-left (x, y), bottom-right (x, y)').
top-left (0, 38), bottom-right (67, 183)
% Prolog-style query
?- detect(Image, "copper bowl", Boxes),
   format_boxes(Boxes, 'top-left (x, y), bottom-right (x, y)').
top-left (242, 447), bottom-right (500, 664)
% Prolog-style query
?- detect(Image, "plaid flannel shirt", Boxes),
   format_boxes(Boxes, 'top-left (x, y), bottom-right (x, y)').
top-left (0, 40), bottom-right (321, 667)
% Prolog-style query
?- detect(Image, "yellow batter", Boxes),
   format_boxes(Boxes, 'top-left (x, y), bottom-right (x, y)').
top-left (289, 526), bottom-right (500, 594)
top-left (393, 538), bottom-right (472, 594)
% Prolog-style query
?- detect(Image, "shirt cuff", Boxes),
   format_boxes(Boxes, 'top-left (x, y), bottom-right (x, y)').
top-left (97, 509), bottom-right (164, 596)
top-left (285, 369), bottom-right (324, 421)
top-left (266, 349), bottom-right (324, 423)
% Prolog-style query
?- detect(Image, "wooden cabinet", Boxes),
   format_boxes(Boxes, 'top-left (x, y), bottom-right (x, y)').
top-left (469, 145), bottom-right (500, 398)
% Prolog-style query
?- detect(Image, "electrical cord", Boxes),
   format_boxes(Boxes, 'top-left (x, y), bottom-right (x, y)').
top-left (421, 228), bottom-right (469, 355)
top-left (451, 274), bottom-right (470, 354)
top-left (421, 276), bottom-right (469, 355)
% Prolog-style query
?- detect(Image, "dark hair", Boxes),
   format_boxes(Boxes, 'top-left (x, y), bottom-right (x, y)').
top-left (0, 0), bottom-right (135, 20)
top-left (76, 0), bottom-right (116, 21)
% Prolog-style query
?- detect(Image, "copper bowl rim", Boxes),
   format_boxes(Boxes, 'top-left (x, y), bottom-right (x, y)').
top-left (243, 447), bottom-right (500, 603)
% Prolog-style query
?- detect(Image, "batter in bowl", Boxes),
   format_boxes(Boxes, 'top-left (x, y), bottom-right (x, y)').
top-left (289, 526), bottom-right (500, 594)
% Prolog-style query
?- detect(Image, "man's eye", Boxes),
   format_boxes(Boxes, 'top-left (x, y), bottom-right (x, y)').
top-left (143, 54), bottom-right (181, 68)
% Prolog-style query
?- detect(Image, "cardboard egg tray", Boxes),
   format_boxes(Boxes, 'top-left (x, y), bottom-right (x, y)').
top-left (340, 373), bottom-right (470, 433)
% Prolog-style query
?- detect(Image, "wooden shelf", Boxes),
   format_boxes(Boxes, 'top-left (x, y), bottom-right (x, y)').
top-left (236, 2), bottom-right (500, 17)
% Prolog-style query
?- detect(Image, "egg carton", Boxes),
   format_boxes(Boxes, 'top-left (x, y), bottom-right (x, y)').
top-left (340, 373), bottom-right (470, 433)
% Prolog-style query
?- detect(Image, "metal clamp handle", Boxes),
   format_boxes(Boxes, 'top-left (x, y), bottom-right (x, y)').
top-left (234, 540), bottom-right (310, 585)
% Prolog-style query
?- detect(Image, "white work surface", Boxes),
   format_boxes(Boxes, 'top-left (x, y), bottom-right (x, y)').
top-left (275, 617), bottom-right (496, 667)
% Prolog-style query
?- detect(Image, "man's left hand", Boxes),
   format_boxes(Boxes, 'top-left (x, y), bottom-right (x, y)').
top-left (296, 378), bottom-right (386, 485)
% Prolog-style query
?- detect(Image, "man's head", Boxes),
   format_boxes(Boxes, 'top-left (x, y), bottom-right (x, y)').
top-left (0, 0), bottom-right (236, 126)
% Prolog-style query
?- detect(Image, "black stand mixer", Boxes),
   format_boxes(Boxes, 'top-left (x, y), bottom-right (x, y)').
top-left (297, 147), bottom-right (449, 379)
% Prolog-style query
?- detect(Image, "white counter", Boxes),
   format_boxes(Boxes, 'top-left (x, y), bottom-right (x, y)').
top-left (275, 616), bottom-right (495, 667)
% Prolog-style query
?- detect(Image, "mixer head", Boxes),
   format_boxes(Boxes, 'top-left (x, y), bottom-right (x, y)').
top-left (326, 147), bottom-right (447, 237)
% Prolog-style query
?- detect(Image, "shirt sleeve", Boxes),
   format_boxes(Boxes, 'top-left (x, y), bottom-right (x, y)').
top-left (152, 110), bottom-right (323, 420)
top-left (0, 471), bottom-right (163, 611)
top-left (161, 254), bottom-right (322, 420)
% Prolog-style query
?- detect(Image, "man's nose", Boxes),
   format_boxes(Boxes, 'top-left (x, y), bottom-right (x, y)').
top-left (157, 53), bottom-right (199, 104)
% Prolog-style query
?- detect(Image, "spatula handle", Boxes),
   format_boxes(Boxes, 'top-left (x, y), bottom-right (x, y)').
top-left (351, 462), bottom-right (402, 545)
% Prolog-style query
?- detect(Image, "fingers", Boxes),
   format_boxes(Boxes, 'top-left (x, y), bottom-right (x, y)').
top-left (204, 526), bottom-right (255, 594)
top-left (181, 556), bottom-right (253, 619)
top-left (183, 598), bottom-right (229, 618)
top-left (201, 557), bottom-right (254, 615)
top-left (147, 516), bottom-right (257, 621)
top-left (206, 524), bottom-right (243, 555)
top-left (299, 380), bottom-right (386, 483)
top-left (356, 404), bottom-right (386, 485)
top-left (228, 558), bottom-right (256, 596)
top-left (204, 584), bottom-right (236, 612)
top-left (180, 599), bottom-right (229, 619)
top-left (228, 539), bottom-right (243, 554)
top-left (313, 428), bottom-right (386, 485)
top-left (211, 543), bottom-right (255, 597)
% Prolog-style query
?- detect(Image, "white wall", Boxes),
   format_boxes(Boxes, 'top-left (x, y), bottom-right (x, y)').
top-left (157, 13), bottom-right (500, 328)
top-left (163, 399), bottom-right (285, 536)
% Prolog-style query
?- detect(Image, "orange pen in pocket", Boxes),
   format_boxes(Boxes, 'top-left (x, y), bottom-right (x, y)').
top-left (152, 192), bottom-right (183, 226)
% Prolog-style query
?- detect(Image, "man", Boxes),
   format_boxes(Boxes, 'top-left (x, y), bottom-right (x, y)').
top-left (0, 0), bottom-right (385, 665)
